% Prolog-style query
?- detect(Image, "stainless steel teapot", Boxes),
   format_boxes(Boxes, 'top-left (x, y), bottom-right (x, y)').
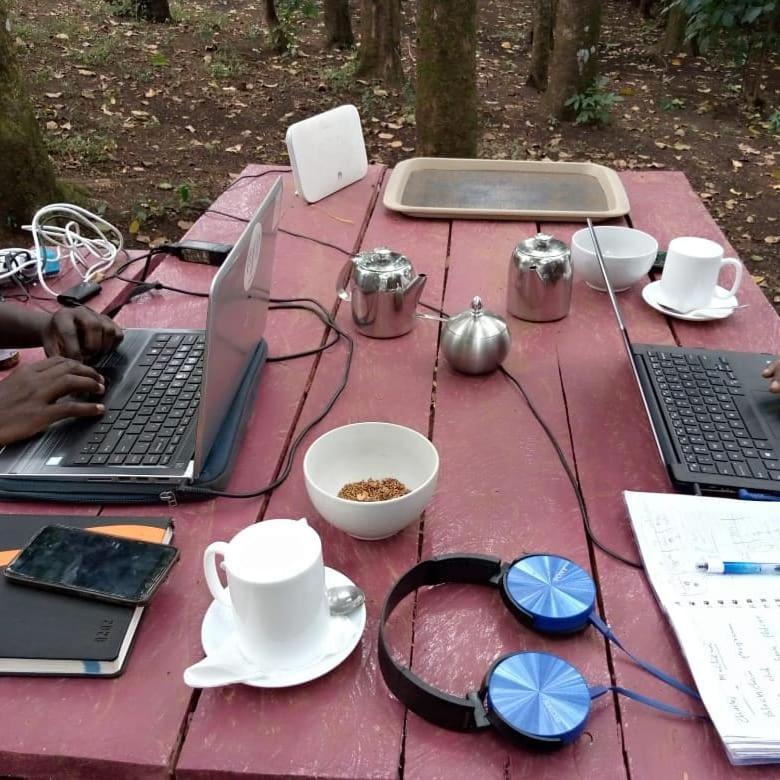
top-left (336, 248), bottom-right (427, 338)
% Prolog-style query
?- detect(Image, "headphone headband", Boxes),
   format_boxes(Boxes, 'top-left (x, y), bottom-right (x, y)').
top-left (378, 554), bottom-right (503, 731)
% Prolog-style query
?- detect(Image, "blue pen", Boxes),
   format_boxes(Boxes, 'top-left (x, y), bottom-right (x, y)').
top-left (696, 559), bottom-right (780, 574)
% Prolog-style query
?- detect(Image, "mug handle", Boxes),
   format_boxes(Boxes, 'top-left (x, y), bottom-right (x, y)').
top-left (204, 542), bottom-right (232, 607)
top-left (715, 257), bottom-right (742, 298)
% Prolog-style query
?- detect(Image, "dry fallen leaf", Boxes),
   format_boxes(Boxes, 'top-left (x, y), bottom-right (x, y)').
top-left (764, 236), bottom-right (780, 244)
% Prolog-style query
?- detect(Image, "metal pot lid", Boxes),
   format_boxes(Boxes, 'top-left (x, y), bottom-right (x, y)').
top-left (513, 233), bottom-right (569, 262)
top-left (445, 296), bottom-right (508, 339)
top-left (355, 247), bottom-right (413, 274)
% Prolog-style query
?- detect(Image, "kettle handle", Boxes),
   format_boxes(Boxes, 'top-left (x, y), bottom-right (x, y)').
top-left (336, 258), bottom-right (354, 301)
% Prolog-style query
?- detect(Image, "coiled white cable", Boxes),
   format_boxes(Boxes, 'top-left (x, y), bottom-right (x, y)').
top-left (18, 203), bottom-right (123, 298)
top-left (0, 249), bottom-right (38, 282)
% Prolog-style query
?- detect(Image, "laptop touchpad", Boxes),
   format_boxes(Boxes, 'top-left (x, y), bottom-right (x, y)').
top-left (752, 392), bottom-right (780, 437)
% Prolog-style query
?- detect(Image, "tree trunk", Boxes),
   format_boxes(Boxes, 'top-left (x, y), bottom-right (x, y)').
top-left (657, 7), bottom-right (692, 54)
top-left (638, 0), bottom-right (653, 18)
top-left (136, 0), bottom-right (170, 22)
top-left (0, 0), bottom-right (60, 234)
top-left (323, 0), bottom-right (354, 49)
top-left (264, 0), bottom-right (290, 54)
top-left (416, 0), bottom-right (478, 157)
top-left (527, 0), bottom-right (554, 91)
top-left (355, 0), bottom-right (402, 84)
top-left (545, 0), bottom-right (601, 120)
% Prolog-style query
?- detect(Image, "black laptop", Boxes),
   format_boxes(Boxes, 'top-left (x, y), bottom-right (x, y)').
top-left (593, 227), bottom-right (780, 496)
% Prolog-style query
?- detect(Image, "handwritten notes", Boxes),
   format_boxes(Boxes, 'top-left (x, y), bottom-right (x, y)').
top-left (625, 491), bottom-right (780, 765)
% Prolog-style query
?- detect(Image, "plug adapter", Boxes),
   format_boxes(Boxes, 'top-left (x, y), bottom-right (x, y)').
top-left (173, 240), bottom-right (233, 266)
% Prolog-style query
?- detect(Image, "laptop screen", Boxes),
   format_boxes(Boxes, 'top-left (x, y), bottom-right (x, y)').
top-left (194, 177), bottom-right (283, 475)
top-left (587, 222), bottom-right (666, 463)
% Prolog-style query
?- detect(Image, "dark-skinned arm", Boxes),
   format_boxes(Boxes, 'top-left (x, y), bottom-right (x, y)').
top-left (0, 304), bottom-right (123, 361)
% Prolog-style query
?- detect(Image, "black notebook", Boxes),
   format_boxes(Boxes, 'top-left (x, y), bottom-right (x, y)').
top-left (0, 514), bottom-right (172, 677)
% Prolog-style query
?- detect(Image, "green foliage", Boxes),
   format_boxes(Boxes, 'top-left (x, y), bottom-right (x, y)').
top-left (769, 110), bottom-right (780, 134)
top-left (564, 77), bottom-right (622, 126)
top-left (659, 96), bottom-right (686, 111)
top-left (45, 132), bottom-right (117, 164)
top-left (324, 59), bottom-right (357, 90)
top-left (208, 49), bottom-right (243, 79)
top-left (150, 51), bottom-right (169, 67)
top-left (177, 183), bottom-right (190, 206)
top-left (79, 39), bottom-right (116, 66)
top-left (669, 0), bottom-right (777, 50)
top-left (274, 0), bottom-right (317, 54)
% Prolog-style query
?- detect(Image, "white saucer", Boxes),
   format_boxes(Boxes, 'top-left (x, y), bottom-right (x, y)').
top-left (642, 281), bottom-right (737, 322)
top-left (200, 567), bottom-right (366, 688)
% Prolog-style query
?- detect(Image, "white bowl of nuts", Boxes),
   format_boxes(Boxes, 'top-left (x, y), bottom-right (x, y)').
top-left (303, 422), bottom-right (439, 540)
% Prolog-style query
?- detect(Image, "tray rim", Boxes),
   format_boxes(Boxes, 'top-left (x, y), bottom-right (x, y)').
top-left (382, 157), bottom-right (631, 221)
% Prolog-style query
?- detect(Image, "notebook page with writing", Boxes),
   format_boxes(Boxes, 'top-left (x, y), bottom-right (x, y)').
top-left (624, 491), bottom-right (780, 765)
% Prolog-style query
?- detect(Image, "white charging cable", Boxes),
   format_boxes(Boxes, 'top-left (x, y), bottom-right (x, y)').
top-left (16, 204), bottom-right (124, 298)
top-left (0, 249), bottom-right (39, 284)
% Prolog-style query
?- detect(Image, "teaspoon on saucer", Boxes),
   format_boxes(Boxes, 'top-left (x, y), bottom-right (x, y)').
top-left (657, 301), bottom-right (748, 316)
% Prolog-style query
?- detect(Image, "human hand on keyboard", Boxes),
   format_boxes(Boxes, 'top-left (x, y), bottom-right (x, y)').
top-left (0, 358), bottom-right (106, 445)
top-left (42, 307), bottom-right (123, 363)
top-left (763, 360), bottom-right (780, 394)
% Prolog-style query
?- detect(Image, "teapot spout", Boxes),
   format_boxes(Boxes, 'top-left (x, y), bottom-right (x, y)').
top-left (406, 273), bottom-right (427, 309)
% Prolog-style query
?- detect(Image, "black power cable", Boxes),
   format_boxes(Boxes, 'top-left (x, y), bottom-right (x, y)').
top-left (176, 296), bottom-right (353, 501)
top-left (418, 300), bottom-right (643, 571)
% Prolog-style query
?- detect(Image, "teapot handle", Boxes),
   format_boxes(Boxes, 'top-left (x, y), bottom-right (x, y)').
top-left (336, 258), bottom-right (354, 301)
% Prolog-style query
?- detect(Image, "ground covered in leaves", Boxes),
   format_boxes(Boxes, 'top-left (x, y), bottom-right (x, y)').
top-left (8, 0), bottom-right (780, 307)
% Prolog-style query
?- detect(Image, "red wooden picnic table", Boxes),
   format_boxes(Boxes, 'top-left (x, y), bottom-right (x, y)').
top-left (0, 164), bottom-right (778, 780)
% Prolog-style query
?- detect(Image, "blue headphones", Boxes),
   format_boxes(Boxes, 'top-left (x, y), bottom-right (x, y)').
top-left (379, 553), bottom-right (703, 749)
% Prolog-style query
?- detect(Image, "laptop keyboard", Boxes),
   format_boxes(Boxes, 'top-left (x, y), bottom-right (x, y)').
top-left (66, 333), bottom-right (204, 468)
top-left (646, 351), bottom-right (780, 482)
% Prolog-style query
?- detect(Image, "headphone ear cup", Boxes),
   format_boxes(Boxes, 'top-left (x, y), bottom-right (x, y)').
top-left (501, 555), bottom-right (596, 635)
top-left (483, 651), bottom-right (592, 748)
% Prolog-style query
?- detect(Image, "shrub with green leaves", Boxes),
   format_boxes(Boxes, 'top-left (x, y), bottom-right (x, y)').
top-left (565, 77), bottom-right (622, 126)
top-left (669, 0), bottom-right (778, 104)
top-left (670, 0), bottom-right (777, 50)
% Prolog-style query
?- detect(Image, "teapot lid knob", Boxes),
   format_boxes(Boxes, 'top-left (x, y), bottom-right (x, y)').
top-left (534, 233), bottom-right (553, 248)
top-left (471, 296), bottom-right (484, 315)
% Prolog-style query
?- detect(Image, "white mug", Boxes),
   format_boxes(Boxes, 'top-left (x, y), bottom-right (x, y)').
top-left (203, 518), bottom-right (330, 668)
top-left (660, 236), bottom-right (742, 312)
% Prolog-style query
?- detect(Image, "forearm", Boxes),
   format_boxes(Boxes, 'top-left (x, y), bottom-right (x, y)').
top-left (0, 305), bottom-right (49, 348)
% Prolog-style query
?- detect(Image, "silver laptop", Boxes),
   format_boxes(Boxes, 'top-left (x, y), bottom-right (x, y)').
top-left (0, 177), bottom-right (283, 485)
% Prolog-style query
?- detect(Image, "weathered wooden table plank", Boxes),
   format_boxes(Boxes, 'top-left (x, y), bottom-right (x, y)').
top-left (400, 219), bottom-right (626, 780)
top-left (555, 171), bottom-right (780, 779)
top-left (176, 174), bottom-right (451, 780)
top-left (0, 166), bottom-right (381, 779)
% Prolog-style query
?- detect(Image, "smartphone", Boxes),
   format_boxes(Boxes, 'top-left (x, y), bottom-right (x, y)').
top-left (3, 525), bottom-right (179, 606)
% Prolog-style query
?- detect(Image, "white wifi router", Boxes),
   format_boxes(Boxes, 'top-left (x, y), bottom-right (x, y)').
top-left (285, 104), bottom-right (368, 203)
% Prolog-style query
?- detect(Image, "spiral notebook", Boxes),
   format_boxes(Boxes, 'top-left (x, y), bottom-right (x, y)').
top-left (624, 491), bottom-right (780, 765)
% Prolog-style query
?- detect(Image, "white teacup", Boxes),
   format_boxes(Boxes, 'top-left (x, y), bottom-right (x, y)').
top-left (660, 237), bottom-right (742, 312)
top-left (203, 518), bottom-right (330, 669)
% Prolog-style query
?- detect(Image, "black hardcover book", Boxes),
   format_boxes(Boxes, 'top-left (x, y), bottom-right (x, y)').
top-left (0, 514), bottom-right (172, 677)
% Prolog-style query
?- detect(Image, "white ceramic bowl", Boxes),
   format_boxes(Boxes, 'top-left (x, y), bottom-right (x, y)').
top-left (303, 422), bottom-right (439, 540)
top-left (572, 226), bottom-right (658, 292)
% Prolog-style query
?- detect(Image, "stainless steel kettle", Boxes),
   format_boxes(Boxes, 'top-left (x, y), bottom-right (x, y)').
top-left (336, 248), bottom-right (427, 338)
top-left (507, 233), bottom-right (572, 322)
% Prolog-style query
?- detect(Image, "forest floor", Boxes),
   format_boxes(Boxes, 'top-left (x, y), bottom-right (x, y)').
top-left (7, 0), bottom-right (780, 308)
